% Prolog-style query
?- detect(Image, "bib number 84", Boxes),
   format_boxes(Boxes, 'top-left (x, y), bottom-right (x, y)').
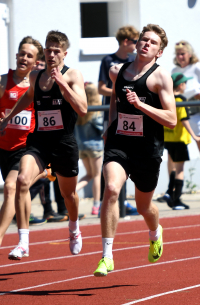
top-left (123, 120), bottom-right (136, 131)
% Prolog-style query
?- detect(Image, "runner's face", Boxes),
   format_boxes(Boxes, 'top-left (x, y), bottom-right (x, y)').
top-left (44, 42), bottom-right (67, 68)
top-left (136, 31), bottom-right (163, 60)
top-left (176, 48), bottom-right (191, 68)
top-left (16, 44), bottom-right (38, 72)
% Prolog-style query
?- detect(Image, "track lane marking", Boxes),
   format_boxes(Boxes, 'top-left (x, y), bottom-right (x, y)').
top-left (121, 284), bottom-right (200, 304)
top-left (1, 223), bottom-right (200, 250)
top-left (0, 255), bottom-right (200, 296)
top-left (1, 237), bottom-right (200, 268)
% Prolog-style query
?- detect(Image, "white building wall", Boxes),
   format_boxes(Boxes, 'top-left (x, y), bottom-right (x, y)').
top-left (6, 0), bottom-right (81, 70)
top-left (0, 3), bottom-right (9, 75)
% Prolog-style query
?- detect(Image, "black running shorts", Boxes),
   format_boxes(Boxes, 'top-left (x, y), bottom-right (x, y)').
top-left (25, 133), bottom-right (79, 177)
top-left (103, 148), bottom-right (162, 193)
top-left (164, 142), bottom-right (189, 162)
top-left (0, 147), bottom-right (26, 181)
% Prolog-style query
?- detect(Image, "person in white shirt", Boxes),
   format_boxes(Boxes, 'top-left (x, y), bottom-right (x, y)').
top-left (172, 40), bottom-right (200, 144)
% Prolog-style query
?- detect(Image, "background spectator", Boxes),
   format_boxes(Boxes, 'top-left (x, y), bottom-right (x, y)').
top-left (75, 82), bottom-right (103, 215)
top-left (159, 73), bottom-right (200, 210)
top-left (172, 40), bottom-right (200, 149)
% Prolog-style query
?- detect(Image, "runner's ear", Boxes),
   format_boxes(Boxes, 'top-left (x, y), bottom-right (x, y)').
top-left (156, 49), bottom-right (163, 58)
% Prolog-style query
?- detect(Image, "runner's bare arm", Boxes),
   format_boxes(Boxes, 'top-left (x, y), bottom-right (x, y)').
top-left (102, 64), bottom-right (122, 143)
top-left (126, 68), bottom-right (177, 129)
top-left (0, 72), bottom-right (36, 132)
top-left (181, 120), bottom-right (200, 143)
top-left (98, 81), bottom-right (112, 96)
top-left (51, 67), bottom-right (87, 117)
top-left (108, 64), bottom-right (123, 126)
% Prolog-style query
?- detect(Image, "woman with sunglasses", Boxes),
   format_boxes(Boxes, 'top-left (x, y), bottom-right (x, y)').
top-left (172, 40), bottom-right (200, 145)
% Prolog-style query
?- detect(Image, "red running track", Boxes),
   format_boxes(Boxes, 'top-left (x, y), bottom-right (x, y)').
top-left (0, 215), bottom-right (200, 304)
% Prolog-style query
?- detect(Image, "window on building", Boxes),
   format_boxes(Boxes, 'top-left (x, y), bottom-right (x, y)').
top-left (79, 0), bottom-right (140, 55)
top-left (80, 1), bottom-right (123, 38)
top-left (80, 3), bottom-right (108, 38)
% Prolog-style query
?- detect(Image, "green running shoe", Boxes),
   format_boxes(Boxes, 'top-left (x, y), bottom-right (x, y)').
top-left (94, 257), bottom-right (114, 277)
top-left (148, 224), bottom-right (163, 263)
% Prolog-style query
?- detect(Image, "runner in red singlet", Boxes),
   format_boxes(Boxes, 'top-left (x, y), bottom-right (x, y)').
top-left (0, 36), bottom-right (44, 246)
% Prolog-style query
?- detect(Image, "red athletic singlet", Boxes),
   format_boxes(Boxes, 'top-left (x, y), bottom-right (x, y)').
top-left (0, 69), bottom-right (35, 151)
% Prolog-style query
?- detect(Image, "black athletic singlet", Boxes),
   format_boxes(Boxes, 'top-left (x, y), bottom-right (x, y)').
top-left (30, 65), bottom-right (78, 146)
top-left (106, 62), bottom-right (164, 158)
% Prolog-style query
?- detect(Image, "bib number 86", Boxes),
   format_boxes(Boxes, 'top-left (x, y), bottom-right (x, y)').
top-left (43, 116), bottom-right (56, 126)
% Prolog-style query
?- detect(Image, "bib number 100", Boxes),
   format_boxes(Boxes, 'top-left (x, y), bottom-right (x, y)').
top-left (6, 109), bottom-right (31, 130)
top-left (10, 116), bottom-right (27, 125)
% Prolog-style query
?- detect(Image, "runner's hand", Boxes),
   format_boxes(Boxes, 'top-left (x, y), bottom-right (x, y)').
top-left (51, 66), bottom-right (64, 86)
top-left (126, 89), bottom-right (141, 109)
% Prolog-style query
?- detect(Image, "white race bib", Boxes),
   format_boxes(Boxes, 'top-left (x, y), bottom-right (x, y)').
top-left (116, 112), bottom-right (143, 136)
top-left (6, 109), bottom-right (31, 130)
top-left (37, 110), bottom-right (64, 131)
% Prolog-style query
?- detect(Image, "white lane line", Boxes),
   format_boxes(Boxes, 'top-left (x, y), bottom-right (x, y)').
top-left (0, 255), bottom-right (200, 296)
top-left (121, 284), bottom-right (200, 304)
top-left (1, 223), bottom-right (200, 250)
top-left (1, 237), bottom-right (200, 269)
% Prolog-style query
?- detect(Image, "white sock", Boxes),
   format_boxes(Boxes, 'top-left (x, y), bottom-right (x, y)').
top-left (149, 225), bottom-right (161, 241)
top-left (18, 229), bottom-right (29, 246)
top-left (102, 237), bottom-right (113, 260)
top-left (69, 219), bottom-right (79, 233)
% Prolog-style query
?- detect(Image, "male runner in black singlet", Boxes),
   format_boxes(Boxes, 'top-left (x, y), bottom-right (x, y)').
top-left (0, 30), bottom-right (87, 259)
top-left (93, 24), bottom-right (177, 276)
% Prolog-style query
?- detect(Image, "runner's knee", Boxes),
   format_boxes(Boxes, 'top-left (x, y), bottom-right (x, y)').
top-left (4, 181), bottom-right (16, 197)
top-left (17, 173), bottom-right (31, 191)
top-left (104, 182), bottom-right (120, 202)
top-left (62, 191), bottom-right (77, 204)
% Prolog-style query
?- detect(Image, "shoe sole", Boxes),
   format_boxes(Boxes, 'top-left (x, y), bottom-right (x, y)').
top-left (58, 214), bottom-right (85, 221)
top-left (173, 206), bottom-right (189, 210)
top-left (94, 272), bottom-right (107, 277)
top-left (8, 253), bottom-right (29, 260)
top-left (29, 220), bottom-right (47, 225)
top-left (94, 269), bottom-right (113, 277)
top-left (46, 215), bottom-right (68, 222)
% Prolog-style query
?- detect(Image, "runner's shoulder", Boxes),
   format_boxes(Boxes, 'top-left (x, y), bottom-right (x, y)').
top-left (109, 63), bottom-right (123, 80)
top-left (64, 67), bottom-right (84, 84)
top-left (154, 66), bottom-right (172, 87)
